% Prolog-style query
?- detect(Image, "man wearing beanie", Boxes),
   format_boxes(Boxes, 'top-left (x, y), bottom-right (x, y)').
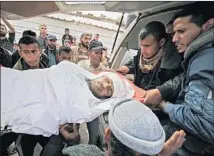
top-left (63, 99), bottom-right (186, 156)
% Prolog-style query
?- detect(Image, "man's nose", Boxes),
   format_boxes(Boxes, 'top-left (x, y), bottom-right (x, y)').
top-left (172, 33), bottom-right (178, 43)
top-left (29, 53), bottom-right (36, 60)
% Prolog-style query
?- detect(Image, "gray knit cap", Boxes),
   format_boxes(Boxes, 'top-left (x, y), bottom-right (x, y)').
top-left (109, 99), bottom-right (165, 155)
top-left (62, 144), bottom-right (105, 156)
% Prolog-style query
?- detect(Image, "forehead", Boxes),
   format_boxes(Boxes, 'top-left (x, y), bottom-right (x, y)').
top-left (173, 16), bottom-right (193, 28)
top-left (91, 50), bottom-right (102, 54)
top-left (140, 34), bottom-right (157, 44)
top-left (97, 76), bottom-right (111, 81)
top-left (40, 25), bottom-right (47, 29)
top-left (83, 34), bottom-right (91, 38)
top-left (19, 43), bottom-right (39, 49)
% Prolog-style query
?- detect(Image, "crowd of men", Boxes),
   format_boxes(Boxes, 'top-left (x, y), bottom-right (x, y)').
top-left (0, 1), bottom-right (214, 156)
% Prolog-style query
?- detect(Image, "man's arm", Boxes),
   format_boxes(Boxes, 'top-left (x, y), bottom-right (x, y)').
top-left (2, 18), bottom-right (15, 44)
top-left (157, 73), bottom-right (183, 101)
top-left (144, 73), bottom-right (183, 105)
top-left (160, 49), bottom-right (214, 144)
top-left (2, 18), bottom-right (15, 33)
top-left (117, 58), bottom-right (134, 75)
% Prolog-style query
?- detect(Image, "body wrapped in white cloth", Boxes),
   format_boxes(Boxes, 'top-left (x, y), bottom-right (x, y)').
top-left (1, 61), bottom-right (134, 137)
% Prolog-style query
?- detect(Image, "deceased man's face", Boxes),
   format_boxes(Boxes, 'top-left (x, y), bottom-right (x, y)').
top-left (89, 76), bottom-right (114, 98)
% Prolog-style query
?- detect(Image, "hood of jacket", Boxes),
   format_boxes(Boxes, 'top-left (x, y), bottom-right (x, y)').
top-left (184, 28), bottom-right (214, 60)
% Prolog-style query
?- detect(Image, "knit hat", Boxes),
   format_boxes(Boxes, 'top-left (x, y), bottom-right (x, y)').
top-left (97, 72), bottom-right (134, 98)
top-left (109, 99), bottom-right (165, 155)
top-left (62, 144), bottom-right (105, 156)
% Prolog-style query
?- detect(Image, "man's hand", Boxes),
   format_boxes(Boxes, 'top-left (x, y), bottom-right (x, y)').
top-left (116, 66), bottom-right (129, 75)
top-left (59, 123), bottom-right (80, 143)
top-left (158, 130), bottom-right (186, 156)
top-left (143, 89), bottom-right (162, 105)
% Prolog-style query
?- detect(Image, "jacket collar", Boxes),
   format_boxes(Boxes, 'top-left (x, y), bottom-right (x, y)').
top-left (184, 28), bottom-right (214, 60)
top-left (14, 58), bottom-right (46, 70)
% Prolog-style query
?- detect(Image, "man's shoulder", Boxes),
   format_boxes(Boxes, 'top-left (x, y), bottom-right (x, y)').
top-left (13, 59), bottom-right (22, 70)
top-left (78, 59), bottom-right (89, 66)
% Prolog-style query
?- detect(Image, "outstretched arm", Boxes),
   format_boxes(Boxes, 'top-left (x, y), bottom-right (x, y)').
top-left (1, 18), bottom-right (15, 33)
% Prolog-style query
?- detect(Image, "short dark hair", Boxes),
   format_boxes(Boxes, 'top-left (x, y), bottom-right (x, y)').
top-left (96, 33), bottom-right (99, 36)
top-left (65, 28), bottom-right (69, 31)
top-left (80, 33), bottom-right (91, 39)
top-left (139, 21), bottom-right (166, 42)
top-left (110, 133), bottom-right (135, 156)
top-left (22, 30), bottom-right (37, 37)
top-left (59, 46), bottom-right (72, 55)
top-left (18, 35), bottom-right (40, 47)
top-left (172, 2), bottom-right (213, 27)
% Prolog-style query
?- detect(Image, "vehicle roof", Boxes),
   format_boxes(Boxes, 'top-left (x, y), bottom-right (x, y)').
top-left (1, 1), bottom-right (195, 20)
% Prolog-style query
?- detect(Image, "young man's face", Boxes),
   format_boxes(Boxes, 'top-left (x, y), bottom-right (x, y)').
top-left (94, 35), bottom-right (99, 41)
top-left (48, 39), bottom-right (57, 49)
top-left (59, 51), bottom-right (72, 62)
top-left (81, 35), bottom-right (91, 48)
top-left (139, 35), bottom-right (162, 59)
top-left (64, 41), bottom-right (71, 47)
top-left (19, 43), bottom-right (41, 68)
top-left (89, 76), bottom-right (114, 98)
top-left (65, 30), bottom-right (69, 35)
top-left (89, 50), bottom-right (102, 65)
top-left (39, 25), bottom-right (47, 35)
top-left (172, 15), bottom-right (202, 53)
top-left (0, 24), bottom-right (7, 36)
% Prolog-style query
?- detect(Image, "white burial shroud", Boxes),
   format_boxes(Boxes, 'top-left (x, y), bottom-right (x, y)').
top-left (1, 61), bottom-right (134, 137)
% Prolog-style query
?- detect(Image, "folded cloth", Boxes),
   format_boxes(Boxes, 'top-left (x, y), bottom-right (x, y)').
top-left (1, 61), bottom-right (133, 137)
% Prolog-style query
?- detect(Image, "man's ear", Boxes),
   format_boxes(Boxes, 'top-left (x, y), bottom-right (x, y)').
top-left (104, 128), bottom-right (111, 143)
top-left (159, 38), bottom-right (166, 47)
top-left (202, 18), bottom-right (214, 31)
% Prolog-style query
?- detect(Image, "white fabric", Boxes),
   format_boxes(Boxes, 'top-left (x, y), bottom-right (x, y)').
top-left (1, 61), bottom-right (134, 137)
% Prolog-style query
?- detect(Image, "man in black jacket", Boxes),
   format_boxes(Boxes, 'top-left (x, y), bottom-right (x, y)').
top-left (117, 21), bottom-right (182, 92)
top-left (12, 30), bottom-right (49, 67)
top-left (144, 2), bottom-right (214, 155)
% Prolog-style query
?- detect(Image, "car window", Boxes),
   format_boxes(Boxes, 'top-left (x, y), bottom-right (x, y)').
top-left (119, 48), bottom-right (138, 66)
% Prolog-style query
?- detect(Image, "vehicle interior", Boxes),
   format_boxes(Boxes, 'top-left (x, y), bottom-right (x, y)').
top-left (1, 2), bottom-right (198, 69)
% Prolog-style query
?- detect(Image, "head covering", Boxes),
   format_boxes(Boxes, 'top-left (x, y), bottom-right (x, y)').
top-left (47, 34), bottom-right (57, 40)
top-left (62, 144), bottom-right (105, 156)
top-left (88, 41), bottom-right (104, 52)
top-left (97, 72), bottom-right (134, 98)
top-left (109, 98), bottom-right (165, 155)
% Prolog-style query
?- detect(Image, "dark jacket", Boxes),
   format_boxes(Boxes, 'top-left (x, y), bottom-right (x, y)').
top-left (126, 36), bottom-right (183, 90)
top-left (62, 34), bottom-right (73, 45)
top-left (158, 28), bottom-right (214, 154)
top-left (12, 50), bottom-right (50, 68)
top-left (44, 47), bottom-right (59, 67)
top-left (13, 57), bottom-right (48, 70)
top-left (0, 32), bottom-right (15, 52)
top-left (0, 46), bottom-right (13, 68)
